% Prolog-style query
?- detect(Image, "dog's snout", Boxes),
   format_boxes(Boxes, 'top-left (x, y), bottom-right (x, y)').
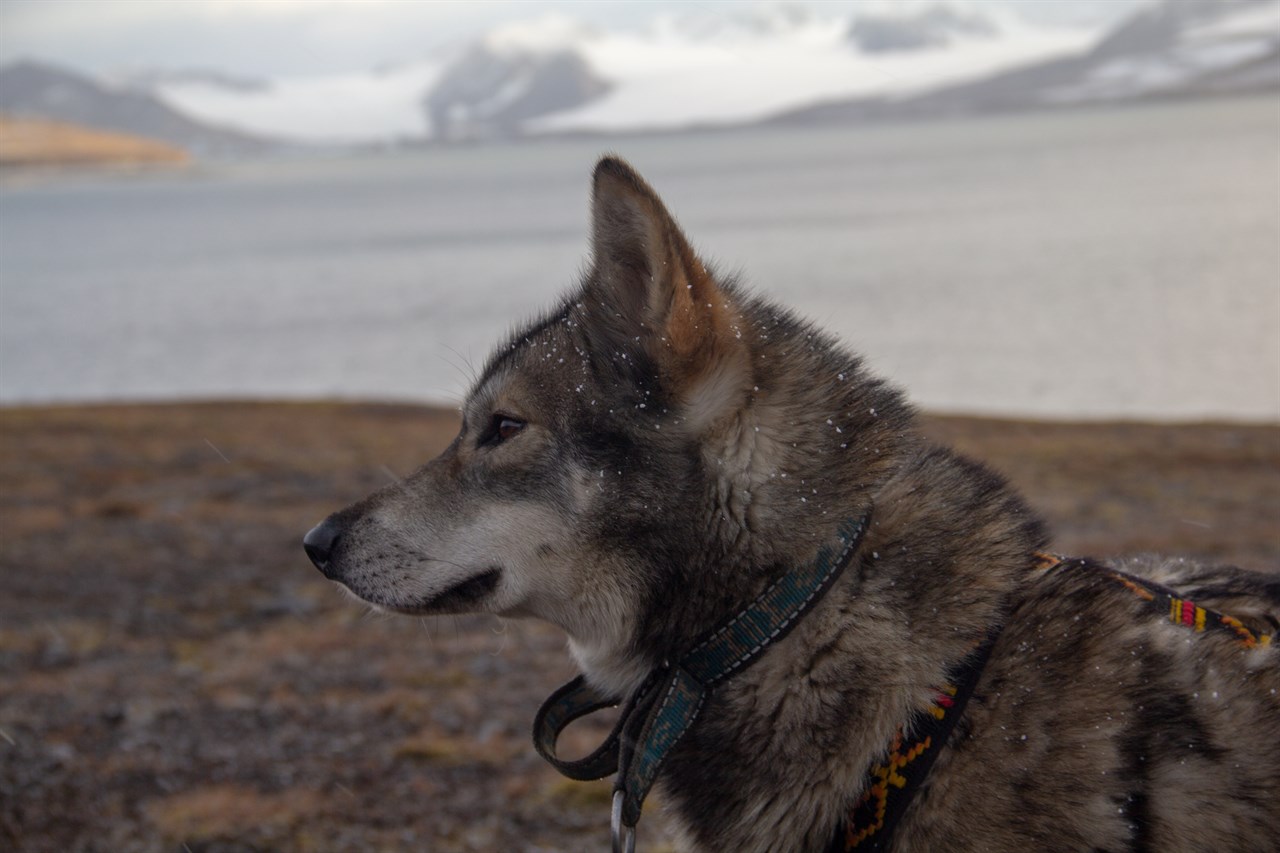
top-left (303, 517), bottom-right (343, 576)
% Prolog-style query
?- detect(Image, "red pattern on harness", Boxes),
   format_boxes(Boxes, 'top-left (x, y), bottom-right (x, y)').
top-left (835, 554), bottom-right (1273, 851)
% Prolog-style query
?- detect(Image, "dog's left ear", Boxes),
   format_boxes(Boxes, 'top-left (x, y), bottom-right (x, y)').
top-left (586, 156), bottom-right (748, 425)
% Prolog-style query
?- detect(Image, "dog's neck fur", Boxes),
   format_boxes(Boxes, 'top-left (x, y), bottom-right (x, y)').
top-left (564, 289), bottom-right (1047, 848)
top-left (573, 293), bottom-right (1045, 697)
top-left (683, 351), bottom-right (1044, 848)
top-left (547, 159), bottom-right (1048, 847)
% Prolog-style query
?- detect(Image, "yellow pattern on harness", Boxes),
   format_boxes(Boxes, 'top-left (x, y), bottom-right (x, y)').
top-left (1034, 553), bottom-right (1274, 649)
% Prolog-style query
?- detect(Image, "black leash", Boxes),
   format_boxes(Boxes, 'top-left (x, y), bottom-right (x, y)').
top-left (533, 513), bottom-right (872, 852)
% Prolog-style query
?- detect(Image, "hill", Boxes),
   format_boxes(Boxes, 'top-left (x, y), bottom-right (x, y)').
top-left (0, 114), bottom-right (188, 168)
top-left (0, 60), bottom-right (271, 157)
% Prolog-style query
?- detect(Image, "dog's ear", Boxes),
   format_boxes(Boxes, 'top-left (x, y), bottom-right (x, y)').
top-left (586, 156), bottom-right (747, 424)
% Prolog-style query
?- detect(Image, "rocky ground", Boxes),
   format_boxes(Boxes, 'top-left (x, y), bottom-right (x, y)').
top-left (2, 402), bottom-right (1276, 852)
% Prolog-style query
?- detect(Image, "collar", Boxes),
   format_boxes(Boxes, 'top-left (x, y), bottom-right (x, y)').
top-left (533, 512), bottom-right (872, 852)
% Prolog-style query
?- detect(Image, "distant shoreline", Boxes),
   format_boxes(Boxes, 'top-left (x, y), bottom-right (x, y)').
top-left (1, 397), bottom-right (1276, 428)
top-left (0, 114), bottom-right (189, 169)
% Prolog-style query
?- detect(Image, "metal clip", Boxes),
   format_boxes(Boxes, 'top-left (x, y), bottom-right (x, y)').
top-left (611, 790), bottom-right (636, 853)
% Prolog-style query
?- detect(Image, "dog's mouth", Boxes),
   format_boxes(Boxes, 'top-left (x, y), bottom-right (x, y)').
top-left (403, 567), bottom-right (503, 615)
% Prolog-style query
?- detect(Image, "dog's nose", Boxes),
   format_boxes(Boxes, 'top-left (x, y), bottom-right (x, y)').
top-left (303, 518), bottom-right (342, 576)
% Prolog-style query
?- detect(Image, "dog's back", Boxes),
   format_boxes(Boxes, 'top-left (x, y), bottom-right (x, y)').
top-left (912, 557), bottom-right (1280, 852)
top-left (653, 443), bottom-right (1279, 853)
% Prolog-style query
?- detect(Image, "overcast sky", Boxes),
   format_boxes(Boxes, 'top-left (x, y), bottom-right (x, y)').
top-left (0, 0), bottom-right (1150, 78)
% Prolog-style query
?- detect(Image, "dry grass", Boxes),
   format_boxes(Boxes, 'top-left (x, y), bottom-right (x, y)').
top-left (0, 401), bottom-right (1275, 852)
top-left (0, 114), bottom-right (188, 168)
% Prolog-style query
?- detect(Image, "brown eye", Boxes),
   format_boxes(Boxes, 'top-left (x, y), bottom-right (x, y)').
top-left (483, 413), bottom-right (526, 446)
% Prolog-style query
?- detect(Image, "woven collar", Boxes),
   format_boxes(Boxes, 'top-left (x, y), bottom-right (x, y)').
top-left (533, 512), bottom-right (872, 849)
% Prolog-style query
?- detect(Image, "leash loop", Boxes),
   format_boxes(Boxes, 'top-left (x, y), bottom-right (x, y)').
top-left (531, 675), bottom-right (626, 781)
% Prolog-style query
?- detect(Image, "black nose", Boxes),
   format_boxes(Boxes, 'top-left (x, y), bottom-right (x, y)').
top-left (303, 518), bottom-right (342, 576)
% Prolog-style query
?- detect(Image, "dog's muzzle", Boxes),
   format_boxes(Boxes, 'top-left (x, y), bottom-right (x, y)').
top-left (303, 517), bottom-right (343, 577)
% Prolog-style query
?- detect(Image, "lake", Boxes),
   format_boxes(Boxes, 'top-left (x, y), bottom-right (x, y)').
top-left (1, 95), bottom-right (1277, 420)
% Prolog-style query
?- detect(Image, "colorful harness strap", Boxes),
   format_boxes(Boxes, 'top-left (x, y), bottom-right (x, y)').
top-left (830, 553), bottom-right (1273, 853)
top-left (1052, 556), bottom-right (1274, 649)
top-left (829, 627), bottom-right (1000, 852)
top-left (533, 512), bottom-right (872, 852)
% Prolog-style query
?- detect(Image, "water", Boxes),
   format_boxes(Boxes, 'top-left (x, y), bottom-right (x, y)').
top-left (1, 95), bottom-right (1277, 420)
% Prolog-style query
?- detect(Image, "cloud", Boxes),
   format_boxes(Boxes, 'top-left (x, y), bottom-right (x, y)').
top-left (0, 0), bottom-right (1144, 78)
top-left (0, 0), bottom-right (553, 75)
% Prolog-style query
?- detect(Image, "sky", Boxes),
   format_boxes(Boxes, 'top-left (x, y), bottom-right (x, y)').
top-left (0, 0), bottom-right (1151, 78)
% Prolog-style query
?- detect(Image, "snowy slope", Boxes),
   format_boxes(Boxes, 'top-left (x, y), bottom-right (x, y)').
top-left (135, 5), bottom-right (1098, 144)
top-left (1045, 0), bottom-right (1280, 103)
top-left (151, 63), bottom-right (442, 144)
top-left (529, 10), bottom-right (1096, 133)
top-left (129, 1), bottom-right (1276, 146)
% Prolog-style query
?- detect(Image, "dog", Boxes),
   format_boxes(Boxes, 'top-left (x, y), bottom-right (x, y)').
top-left (303, 157), bottom-right (1279, 852)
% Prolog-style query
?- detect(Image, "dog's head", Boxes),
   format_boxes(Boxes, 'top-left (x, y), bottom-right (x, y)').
top-left (302, 158), bottom-right (765, 682)
top-left (304, 157), bottom-right (905, 690)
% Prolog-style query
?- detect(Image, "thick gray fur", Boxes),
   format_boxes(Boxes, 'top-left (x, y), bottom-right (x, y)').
top-left (307, 157), bottom-right (1280, 852)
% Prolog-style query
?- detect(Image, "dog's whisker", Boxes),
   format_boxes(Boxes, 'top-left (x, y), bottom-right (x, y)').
top-left (442, 345), bottom-right (479, 387)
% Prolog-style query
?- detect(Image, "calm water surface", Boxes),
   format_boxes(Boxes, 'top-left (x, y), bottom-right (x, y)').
top-left (1, 96), bottom-right (1277, 420)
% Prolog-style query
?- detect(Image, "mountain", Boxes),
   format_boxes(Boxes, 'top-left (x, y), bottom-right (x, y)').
top-left (425, 45), bottom-right (609, 141)
top-left (773, 0), bottom-right (1280, 124)
top-left (847, 6), bottom-right (999, 54)
top-left (520, 7), bottom-right (1096, 134)
top-left (118, 6), bottom-right (1095, 144)
top-left (0, 60), bottom-right (271, 157)
top-left (16, 1), bottom-right (1275, 150)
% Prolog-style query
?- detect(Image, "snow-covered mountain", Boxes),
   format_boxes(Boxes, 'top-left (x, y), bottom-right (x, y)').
top-left (425, 27), bottom-right (611, 141)
top-left (0, 60), bottom-right (270, 156)
top-left (7, 0), bottom-right (1276, 150)
top-left (1045, 0), bottom-right (1280, 102)
top-left (847, 5), bottom-right (1000, 54)
top-left (141, 63), bottom-right (443, 144)
top-left (776, 0), bottom-right (1280, 124)
top-left (142, 4), bottom-right (1099, 142)
top-left (524, 7), bottom-right (1094, 134)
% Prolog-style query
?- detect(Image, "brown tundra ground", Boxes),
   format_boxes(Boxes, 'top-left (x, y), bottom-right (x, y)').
top-left (2, 402), bottom-right (1277, 852)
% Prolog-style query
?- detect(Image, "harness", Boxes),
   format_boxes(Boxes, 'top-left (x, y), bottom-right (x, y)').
top-left (532, 540), bottom-right (1273, 853)
top-left (830, 555), bottom-right (1273, 852)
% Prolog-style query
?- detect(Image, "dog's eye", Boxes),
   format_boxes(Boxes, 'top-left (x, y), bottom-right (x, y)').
top-left (482, 413), bottom-right (526, 447)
